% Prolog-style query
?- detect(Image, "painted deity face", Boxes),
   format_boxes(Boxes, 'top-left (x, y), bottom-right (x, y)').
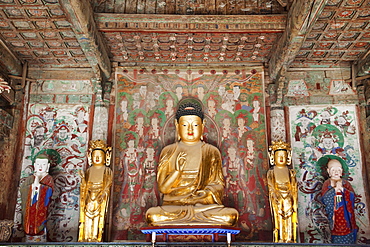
top-left (140, 86), bottom-right (147, 96)
top-left (337, 116), bottom-right (346, 125)
top-left (121, 100), bottom-right (128, 111)
top-left (77, 110), bottom-right (85, 122)
top-left (226, 92), bottom-right (234, 101)
top-left (177, 115), bottom-right (203, 144)
top-left (233, 86), bottom-right (240, 96)
top-left (176, 86), bottom-right (182, 95)
top-left (137, 117), bottom-right (144, 127)
top-left (246, 139), bottom-right (254, 150)
top-left (34, 158), bottom-right (50, 175)
top-left (237, 118), bottom-right (245, 127)
top-left (228, 147), bottom-right (237, 161)
top-left (92, 150), bottom-right (105, 166)
top-left (166, 99), bottom-right (174, 108)
top-left (128, 139), bottom-right (135, 148)
top-left (58, 128), bottom-right (68, 140)
top-left (44, 111), bottom-right (55, 121)
top-left (322, 137), bottom-right (335, 149)
top-left (146, 148), bottom-right (155, 160)
top-left (208, 99), bottom-right (215, 108)
top-left (274, 150), bottom-right (287, 167)
top-left (223, 118), bottom-right (231, 128)
top-left (321, 111), bottom-right (330, 118)
top-left (327, 159), bottom-right (343, 181)
top-left (151, 117), bottom-right (159, 128)
top-left (197, 86), bottom-right (204, 95)
top-left (218, 86), bottom-right (226, 96)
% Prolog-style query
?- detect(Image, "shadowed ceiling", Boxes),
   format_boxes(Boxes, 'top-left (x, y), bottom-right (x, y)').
top-left (0, 0), bottom-right (369, 83)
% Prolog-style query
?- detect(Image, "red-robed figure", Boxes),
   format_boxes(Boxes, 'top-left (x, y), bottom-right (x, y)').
top-left (20, 153), bottom-right (54, 236)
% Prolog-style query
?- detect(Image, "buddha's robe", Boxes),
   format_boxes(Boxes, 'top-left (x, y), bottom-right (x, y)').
top-left (146, 141), bottom-right (238, 226)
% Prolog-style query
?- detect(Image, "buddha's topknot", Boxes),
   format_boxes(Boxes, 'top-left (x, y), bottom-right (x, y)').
top-left (176, 101), bottom-right (204, 121)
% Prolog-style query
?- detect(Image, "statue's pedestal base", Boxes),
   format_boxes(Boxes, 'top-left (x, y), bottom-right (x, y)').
top-left (141, 225), bottom-right (240, 243)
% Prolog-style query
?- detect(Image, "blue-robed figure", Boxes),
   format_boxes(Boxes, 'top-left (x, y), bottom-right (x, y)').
top-left (321, 159), bottom-right (358, 244)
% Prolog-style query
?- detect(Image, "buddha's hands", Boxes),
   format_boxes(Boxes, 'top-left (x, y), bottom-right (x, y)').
top-left (175, 152), bottom-right (187, 171)
top-left (194, 190), bottom-right (208, 199)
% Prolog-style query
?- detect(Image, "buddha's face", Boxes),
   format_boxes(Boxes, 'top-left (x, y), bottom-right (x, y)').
top-left (92, 150), bottom-right (105, 166)
top-left (327, 160), bottom-right (343, 181)
top-left (274, 150), bottom-right (287, 167)
top-left (177, 115), bottom-right (203, 144)
top-left (34, 158), bottom-right (50, 175)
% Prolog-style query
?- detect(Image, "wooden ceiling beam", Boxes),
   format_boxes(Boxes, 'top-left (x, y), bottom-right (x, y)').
top-left (268, 0), bottom-right (328, 81)
top-left (95, 14), bottom-right (286, 33)
top-left (355, 49), bottom-right (370, 77)
top-left (59, 0), bottom-right (111, 79)
top-left (0, 39), bottom-right (23, 76)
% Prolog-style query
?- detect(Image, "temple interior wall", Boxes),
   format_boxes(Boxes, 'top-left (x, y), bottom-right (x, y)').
top-left (0, 66), bottom-right (369, 243)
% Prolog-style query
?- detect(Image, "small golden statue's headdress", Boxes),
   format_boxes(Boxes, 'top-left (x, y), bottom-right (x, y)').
top-left (268, 140), bottom-right (292, 166)
top-left (87, 139), bottom-right (112, 166)
top-left (268, 140), bottom-right (291, 152)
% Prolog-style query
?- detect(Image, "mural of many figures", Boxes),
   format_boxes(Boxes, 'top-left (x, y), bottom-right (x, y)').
top-left (112, 67), bottom-right (270, 241)
top-left (13, 79), bottom-right (93, 242)
top-left (289, 105), bottom-right (369, 244)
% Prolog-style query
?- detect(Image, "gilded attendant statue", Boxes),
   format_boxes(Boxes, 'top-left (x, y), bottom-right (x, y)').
top-left (146, 100), bottom-right (239, 226)
top-left (267, 141), bottom-right (298, 243)
top-left (78, 140), bottom-right (113, 242)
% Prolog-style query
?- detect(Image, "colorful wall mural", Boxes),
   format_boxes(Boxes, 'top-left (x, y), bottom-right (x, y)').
top-left (112, 67), bottom-right (270, 241)
top-left (13, 80), bottom-right (93, 242)
top-left (289, 105), bottom-right (369, 244)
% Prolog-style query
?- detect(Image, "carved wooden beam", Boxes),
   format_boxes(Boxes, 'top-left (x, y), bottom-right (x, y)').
top-left (269, 0), bottom-right (328, 80)
top-left (59, 0), bottom-right (111, 79)
top-left (95, 14), bottom-right (286, 32)
top-left (0, 39), bottom-right (22, 76)
top-left (355, 50), bottom-right (370, 77)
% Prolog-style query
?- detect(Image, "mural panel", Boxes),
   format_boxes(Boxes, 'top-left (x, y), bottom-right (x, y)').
top-left (289, 105), bottom-right (369, 244)
top-left (112, 67), bottom-right (270, 241)
top-left (13, 80), bottom-right (92, 242)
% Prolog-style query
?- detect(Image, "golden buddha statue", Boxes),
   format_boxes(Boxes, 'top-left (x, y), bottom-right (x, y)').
top-left (78, 140), bottom-right (113, 242)
top-left (146, 100), bottom-right (239, 226)
top-left (267, 140), bottom-right (298, 243)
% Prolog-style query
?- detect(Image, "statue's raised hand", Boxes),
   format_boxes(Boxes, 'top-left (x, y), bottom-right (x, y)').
top-left (175, 152), bottom-right (187, 171)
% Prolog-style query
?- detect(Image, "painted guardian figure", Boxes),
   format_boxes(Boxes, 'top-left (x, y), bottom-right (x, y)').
top-left (78, 140), bottom-right (113, 242)
top-left (145, 99), bottom-right (239, 226)
top-left (267, 141), bottom-right (298, 243)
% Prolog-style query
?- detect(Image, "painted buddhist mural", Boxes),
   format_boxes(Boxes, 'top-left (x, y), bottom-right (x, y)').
top-left (289, 105), bottom-right (370, 244)
top-left (13, 80), bottom-right (93, 242)
top-left (112, 67), bottom-right (270, 241)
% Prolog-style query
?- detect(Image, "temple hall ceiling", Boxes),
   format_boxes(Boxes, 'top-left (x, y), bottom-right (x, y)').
top-left (0, 0), bottom-right (369, 80)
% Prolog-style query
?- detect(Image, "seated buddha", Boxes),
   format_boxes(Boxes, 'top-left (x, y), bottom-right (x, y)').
top-left (146, 99), bottom-right (239, 226)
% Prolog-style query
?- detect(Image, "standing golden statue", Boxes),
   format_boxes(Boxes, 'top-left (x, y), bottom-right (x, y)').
top-left (267, 140), bottom-right (298, 243)
top-left (78, 139), bottom-right (113, 242)
top-left (146, 99), bottom-right (239, 226)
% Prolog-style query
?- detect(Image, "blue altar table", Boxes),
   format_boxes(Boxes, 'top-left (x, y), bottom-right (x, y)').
top-left (141, 225), bottom-right (240, 245)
